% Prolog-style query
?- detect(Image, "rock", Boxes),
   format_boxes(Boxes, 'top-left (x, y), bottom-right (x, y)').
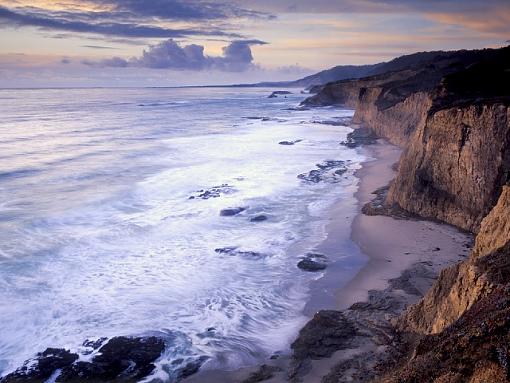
top-left (297, 259), bottom-right (327, 271)
top-left (298, 160), bottom-right (348, 183)
top-left (1, 348), bottom-right (79, 383)
top-left (244, 116), bottom-right (269, 120)
top-left (57, 336), bottom-right (165, 382)
top-left (82, 337), bottom-right (107, 354)
top-left (297, 253), bottom-right (328, 272)
top-left (289, 310), bottom-right (357, 377)
top-left (386, 100), bottom-right (510, 232)
top-left (175, 356), bottom-right (209, 380)
top-left (219, 207), bottom-right (246, 216)
top-left (311, 118), bottom-right (351, 126)
top-left (341, 127), bottom-right (379, 148)
top-left (215, 247), bottom-right (264, 259)
top-left (268, 91), bottom-right (292, 98)
top-left (214, 246), bottom-right (238, 254)
top-left (189, 184), bottom-right (235, 200)
top-left (250, 215), bottom-right (268, 222)
top-left (278, 139), bottom-right (302, 145)
top-left (400, 187), bottom-right (510, 335)
top-left (242, 364), bottom-right (282, 383)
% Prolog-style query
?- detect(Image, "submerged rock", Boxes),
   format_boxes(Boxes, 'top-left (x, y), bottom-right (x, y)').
top-left (189, 184), bottom-right (235, 200)
top-left (219, 207), bottom-right (246, 216)
top-left (250, 215), bottom-right (268, 222)
top-left (278, 139), bottom-right (302, 145)
top-left (268, 91), bottom-right (292, 98)
top-left (214, 247), bottom-right (264, 259)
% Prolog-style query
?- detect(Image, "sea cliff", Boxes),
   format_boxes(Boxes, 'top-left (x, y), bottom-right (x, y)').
top-left (296, 45), bottom-right (510, 382)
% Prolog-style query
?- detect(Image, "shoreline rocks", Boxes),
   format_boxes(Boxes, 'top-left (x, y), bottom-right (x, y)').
top-left (1, 336), bottom-right (165, 383)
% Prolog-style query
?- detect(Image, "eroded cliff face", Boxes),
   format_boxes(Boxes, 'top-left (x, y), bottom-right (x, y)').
top-left (379, 188), bottom-right (510, 382)
top-left (299, 46), bottom-right (510, 382)
top-left (387, 102), bottom-right (510, 232)
top-left (399, 186), bottom-right (510, 335)
top-left (353, 91), bottom-right (432, 147)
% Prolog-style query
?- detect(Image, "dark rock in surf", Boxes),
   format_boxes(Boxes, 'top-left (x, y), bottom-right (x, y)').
top-left (214, 246), bottom-right (239, 254)
top-left (189, 184), bottom-right (235, 200)
top-left (268, 91), bottom-right (292, 98)
top-left (297, 259), bottom-right (327, 272)
top-left (57, 336), bottom-right (165, 382)
top-left (311, 117), bottom-right (351, 126)
top-left (1, 348), bottom-right (79, 383)
top-left (279, 139), bottom-right (302, 146)
top-left (297, 252), bottom-right (328, 272)
top-left (82, 337), bottom-right (108, 354)
top-left (250, 215), bottom-right (268, 222)
top-left (298, 160), bottom-right (348, 183)
top-left (175, 356), bottom-right (209, 380)
top-left (220, 207), bottom-right (246, 216)
top-left (214, 247), bottom-right (264, 259)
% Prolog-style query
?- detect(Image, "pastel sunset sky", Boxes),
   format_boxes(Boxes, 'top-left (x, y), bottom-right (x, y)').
top-left (1, 0), bottom-right (509, 87)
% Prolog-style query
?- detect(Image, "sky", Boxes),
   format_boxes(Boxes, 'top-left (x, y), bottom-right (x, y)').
top-left (0, 0), bottom-right (509, 87)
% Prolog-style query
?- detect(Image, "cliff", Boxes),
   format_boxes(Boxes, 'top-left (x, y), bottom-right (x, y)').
top-left (303, 45), bottom-right (510, 232)
top-left (300, 45), bottom-right (510, 382)
top-left (387, 102), bottom-right (510, 232)
top-left (400, 186), bottom-right (510, 335)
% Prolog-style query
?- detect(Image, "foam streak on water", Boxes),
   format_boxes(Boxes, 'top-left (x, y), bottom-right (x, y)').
top-left (0, 88), bottom-right (363, 379)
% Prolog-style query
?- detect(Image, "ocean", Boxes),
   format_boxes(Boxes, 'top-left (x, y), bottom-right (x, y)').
top-left (0, 87), bottom-right (365, 381)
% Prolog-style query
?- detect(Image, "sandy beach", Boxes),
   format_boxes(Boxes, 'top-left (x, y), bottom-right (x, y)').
top-left (183, 138), bottom-right (472, 383)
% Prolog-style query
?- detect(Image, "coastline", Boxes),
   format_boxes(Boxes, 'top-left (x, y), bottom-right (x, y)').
top-left (184, 136), bottom-right (472, 382)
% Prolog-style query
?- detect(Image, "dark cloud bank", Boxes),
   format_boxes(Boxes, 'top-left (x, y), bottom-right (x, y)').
top-left (84, 39), bottom-right (267, 72)
top-left (0, 1), bottom-right (273, 40)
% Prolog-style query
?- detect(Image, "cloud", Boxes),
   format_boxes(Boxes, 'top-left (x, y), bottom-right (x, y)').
top-left (88, 0), bottom-right (274, 21)
top-left (425, 9), bottom-right (510, 35)
top-left (82, 45), bottom-right (118, 50)
top-left (0, 4), bottom-right (246, 39)
top-left (84, 39), bottom-right (267, 71)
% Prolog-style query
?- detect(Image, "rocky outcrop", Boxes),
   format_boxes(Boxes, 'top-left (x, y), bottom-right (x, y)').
top-left (399, 186), bottom-right (510, 335)
top-left (1, 336), bottom-right (165, 383)
top-left (382, 286), bottom-right (510, 383)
